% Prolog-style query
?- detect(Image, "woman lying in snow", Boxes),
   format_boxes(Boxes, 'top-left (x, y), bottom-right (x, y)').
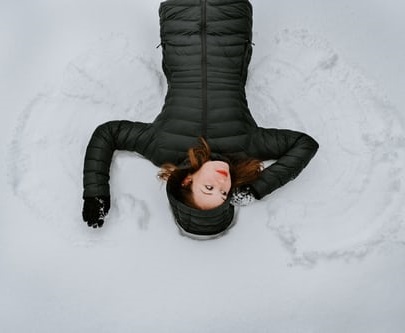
top-left (82, 0), bottom-right (319, 239)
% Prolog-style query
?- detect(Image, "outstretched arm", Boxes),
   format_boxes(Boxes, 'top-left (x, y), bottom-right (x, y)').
top-left (249, 127), bottom-right (319, 199)
top-left (82, 120), bottom-right (151, 227)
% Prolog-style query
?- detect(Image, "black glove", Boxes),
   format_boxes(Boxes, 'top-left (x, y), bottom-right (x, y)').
top-left (82, 196), bottom-right (110, 228)
top-left (230, 185), bottom-right (257, 206)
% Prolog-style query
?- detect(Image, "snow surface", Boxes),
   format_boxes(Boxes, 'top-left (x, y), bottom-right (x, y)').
top-left (1, 1), bottom-right (405, 332)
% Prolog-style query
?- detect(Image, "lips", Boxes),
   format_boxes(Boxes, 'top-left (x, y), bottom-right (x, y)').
top-left (216, 169), bottom-right (228, 177)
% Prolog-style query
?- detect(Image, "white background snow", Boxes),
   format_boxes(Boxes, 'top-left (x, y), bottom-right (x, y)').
top-left (1, 0), bottom-right (405, 332)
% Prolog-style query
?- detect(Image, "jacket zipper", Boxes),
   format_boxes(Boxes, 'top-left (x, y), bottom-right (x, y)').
top-left (241, 39), bottom-right (253, 85)
top-left (201, 0), bottom-right (208, 139)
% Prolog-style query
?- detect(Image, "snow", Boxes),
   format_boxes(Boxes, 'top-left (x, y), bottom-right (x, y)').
top-left (1, 0), bottom-right (405, 332)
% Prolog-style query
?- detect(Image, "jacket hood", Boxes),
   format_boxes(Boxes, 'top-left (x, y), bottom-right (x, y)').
top-left (166, 181), bottom-right (235, 236)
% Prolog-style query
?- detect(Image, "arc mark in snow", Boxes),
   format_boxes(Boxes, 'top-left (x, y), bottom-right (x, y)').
top-left (247, 29), bottom-right (405, 266)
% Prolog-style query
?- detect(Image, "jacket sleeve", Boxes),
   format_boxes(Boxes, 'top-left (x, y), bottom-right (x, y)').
top-left (83, 120), bottom-right (151, 198)
top-left (249, 127), bottom-right (319, 199)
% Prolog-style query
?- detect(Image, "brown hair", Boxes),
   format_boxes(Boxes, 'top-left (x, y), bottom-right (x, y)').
top-left (158, 138), bottom-right (263, 208)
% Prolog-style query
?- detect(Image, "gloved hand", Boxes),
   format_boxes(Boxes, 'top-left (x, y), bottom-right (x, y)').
top-left (230, 185), bottom-right (257, 206)
top-left (82, 196), bottom-right (110, 228)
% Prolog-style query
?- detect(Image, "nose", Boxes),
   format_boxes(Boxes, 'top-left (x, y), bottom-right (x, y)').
top-left (216, 175), bottom-right (230, 187)
top-left (217, 177), bottom-right (226, 184)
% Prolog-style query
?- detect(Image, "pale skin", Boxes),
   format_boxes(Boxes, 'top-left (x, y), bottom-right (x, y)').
top-left (183, 161), bottom-right (232, 210)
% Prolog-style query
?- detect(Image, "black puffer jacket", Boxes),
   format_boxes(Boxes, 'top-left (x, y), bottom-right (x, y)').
top-left (83, 0), bottom-right (319, 201)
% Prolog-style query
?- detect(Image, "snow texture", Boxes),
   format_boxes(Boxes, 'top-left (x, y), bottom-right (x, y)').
top-left (1, 1), bottom-right (405, 332)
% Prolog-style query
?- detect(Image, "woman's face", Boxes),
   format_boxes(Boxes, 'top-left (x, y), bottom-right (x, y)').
top-left (188, 161), bottom-right (232, 210)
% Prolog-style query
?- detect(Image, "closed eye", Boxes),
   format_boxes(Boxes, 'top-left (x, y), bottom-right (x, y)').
top-left (201, 186), bottom-right (227, 201)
